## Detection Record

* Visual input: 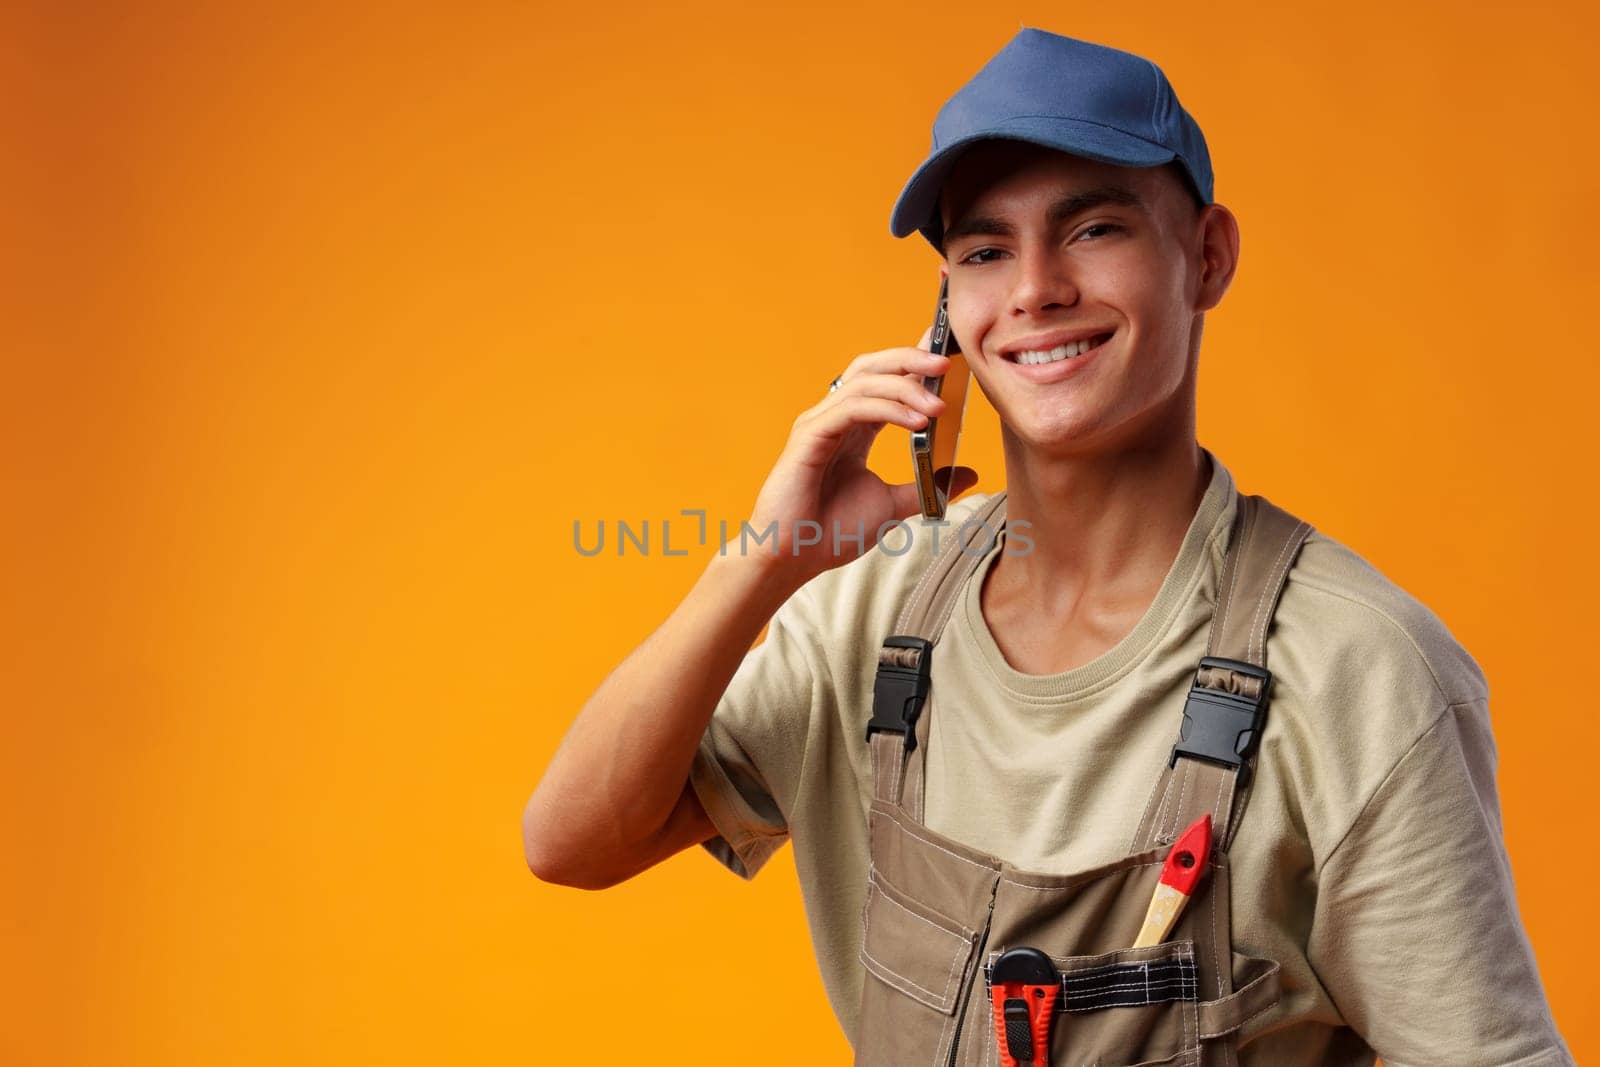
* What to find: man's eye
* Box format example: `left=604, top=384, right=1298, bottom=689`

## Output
left=1078, top=223, right=1124, bottom=240
left=959, top=248, right=1005, bottom=265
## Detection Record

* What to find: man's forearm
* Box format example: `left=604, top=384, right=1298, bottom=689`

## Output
left=522, top=548, right=803, bottom=886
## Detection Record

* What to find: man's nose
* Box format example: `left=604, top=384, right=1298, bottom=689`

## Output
left=1008, top=244, right=1079, bottom=316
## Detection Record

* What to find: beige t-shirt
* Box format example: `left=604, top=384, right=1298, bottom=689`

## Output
left=688, top=448, right=1570, bottom=1066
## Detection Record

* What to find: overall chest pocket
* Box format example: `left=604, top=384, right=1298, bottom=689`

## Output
left=960, top=858, right=1283, bottom=1067
left=1004, top=941, right=1203, bottom=1067
left=856, top=869, right=986, bottom=1066
left=976, top=940, right=1283, bottom=1067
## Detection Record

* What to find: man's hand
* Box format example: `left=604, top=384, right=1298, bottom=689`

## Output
left=743, top=326, right=979, bottom=587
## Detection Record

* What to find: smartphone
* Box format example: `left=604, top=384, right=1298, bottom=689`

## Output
left=911, top=276, right=972, bottom=520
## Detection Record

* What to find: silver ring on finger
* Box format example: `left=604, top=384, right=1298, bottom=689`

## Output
left=828, top=374, right=845, bottom=395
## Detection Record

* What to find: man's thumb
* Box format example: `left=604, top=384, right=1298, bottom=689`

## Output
left=888, top=467, right=982, bottom=520
left=939, top=466, right=981, bottom=500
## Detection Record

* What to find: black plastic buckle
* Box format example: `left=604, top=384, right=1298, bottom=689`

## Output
left=1169, top=656, right=1273, bottom=784
left=866, top=636, right=933, bottom=753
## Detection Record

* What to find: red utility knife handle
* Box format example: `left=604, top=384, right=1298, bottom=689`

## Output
left=989, top=980, right=1058, bottom=1066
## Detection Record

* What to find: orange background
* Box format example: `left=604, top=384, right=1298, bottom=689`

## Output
left=4, top=2, right=1595, bottom=1063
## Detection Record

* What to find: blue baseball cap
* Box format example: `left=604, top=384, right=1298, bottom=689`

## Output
left=890, top=28, right=1214, bottom=250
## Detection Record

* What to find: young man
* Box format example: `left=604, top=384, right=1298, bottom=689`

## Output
left=524, top=28, right=1570, bottom=1065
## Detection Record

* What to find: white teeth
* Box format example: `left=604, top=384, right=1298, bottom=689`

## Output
left=1013, top=336, right=1105, bottom=365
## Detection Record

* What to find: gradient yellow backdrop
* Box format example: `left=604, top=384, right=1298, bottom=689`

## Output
left=5, top=2, right=1595, bottom=1063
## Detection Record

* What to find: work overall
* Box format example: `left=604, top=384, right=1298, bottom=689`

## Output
left=855, top=490, right=1312, bottom=1066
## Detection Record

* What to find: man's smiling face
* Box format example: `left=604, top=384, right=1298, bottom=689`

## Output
left=937, top=140, right=1235, bottom=458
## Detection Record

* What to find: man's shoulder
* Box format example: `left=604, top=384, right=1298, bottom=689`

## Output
left=1275, top=525, right=1488, bottom=712
left=790, top=492, right=1002, bottom=651
left=1252, top=520, right=1495, bottom=857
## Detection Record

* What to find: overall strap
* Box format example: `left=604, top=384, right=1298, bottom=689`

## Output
left=867, top=493, right=1009, bottom=814
left=1131, top=493, right=1313, bottom=854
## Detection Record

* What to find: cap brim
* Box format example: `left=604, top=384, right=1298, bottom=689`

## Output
left=890, top=116, right=1177, bottom=247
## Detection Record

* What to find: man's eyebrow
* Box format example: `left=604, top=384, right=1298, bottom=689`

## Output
left=942, top=185, right=1147, bottom=248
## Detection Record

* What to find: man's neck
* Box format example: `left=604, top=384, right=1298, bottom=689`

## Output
left=982, top=436, right=1212, bottom=660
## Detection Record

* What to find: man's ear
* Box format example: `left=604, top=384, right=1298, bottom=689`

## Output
left=1194, top=203, right=1240, bottom=313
